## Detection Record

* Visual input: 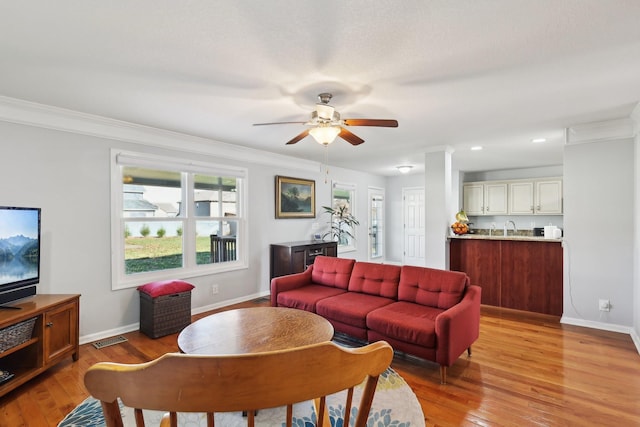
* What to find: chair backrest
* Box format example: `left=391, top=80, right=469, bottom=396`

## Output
left=84, top=340, right=393, bottom=427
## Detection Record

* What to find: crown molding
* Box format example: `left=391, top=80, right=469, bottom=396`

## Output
left=0, top=95, right=321, bottom=172
left=565, top=114, right=638, bottom=146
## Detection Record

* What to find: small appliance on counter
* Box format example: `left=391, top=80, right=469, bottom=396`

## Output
left=533, top=226, right=562, bottom=238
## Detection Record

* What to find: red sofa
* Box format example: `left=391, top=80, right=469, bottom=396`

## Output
left=270, top=256, right=481, bottom=383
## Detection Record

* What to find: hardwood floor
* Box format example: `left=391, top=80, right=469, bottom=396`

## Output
left=1, top=299, right=639, bottom=426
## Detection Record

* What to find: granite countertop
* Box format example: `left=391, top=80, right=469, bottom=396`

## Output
left=448, top=233, right=562, bottom=242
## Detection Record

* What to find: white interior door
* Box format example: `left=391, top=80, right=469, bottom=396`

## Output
left=368, top=187, right=384, bottom=261
left=403, top=187, right=425, bottom=266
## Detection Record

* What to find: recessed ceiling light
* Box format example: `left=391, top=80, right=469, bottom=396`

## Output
left=470, top=146, right=483, bottom=151
left=531, top=138, right=547, bottom=143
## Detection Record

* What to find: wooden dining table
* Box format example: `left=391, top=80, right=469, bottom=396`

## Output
left=177, top=306, right=334, bottom=355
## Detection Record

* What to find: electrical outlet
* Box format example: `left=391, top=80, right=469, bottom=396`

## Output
left=212, top=284, right=219, bottom=295
left=599, top=299, right=610, bottom=312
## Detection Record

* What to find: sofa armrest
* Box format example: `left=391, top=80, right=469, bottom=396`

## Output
left=269, top=266, right=313, bottom=307
left=434, top=285, right=482, bottom=366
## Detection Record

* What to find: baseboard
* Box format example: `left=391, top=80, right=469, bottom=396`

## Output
left=631, top=328, right=640, bottom=355
left=79, top=291, right=271, bottom=345
left=560, top=316, right=631, bottom=334
left=80, top=323, right=139, bottom=345
left=561, top=316, right=640, bottom=356
left=191, top=291, right=270, bottom=316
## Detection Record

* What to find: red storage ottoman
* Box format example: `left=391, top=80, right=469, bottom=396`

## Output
left=137, top=280, right=195, bottom=338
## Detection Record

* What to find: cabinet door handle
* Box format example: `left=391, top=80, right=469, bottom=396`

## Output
left=46, top=322, right=54, bottom=327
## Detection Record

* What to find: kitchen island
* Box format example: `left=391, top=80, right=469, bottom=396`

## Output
left=449, top=234, right=563, bottom=316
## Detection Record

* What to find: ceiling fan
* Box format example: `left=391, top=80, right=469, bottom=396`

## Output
left=253, top=93, right=398, bottom=146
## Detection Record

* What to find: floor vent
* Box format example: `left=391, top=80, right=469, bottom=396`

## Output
left=92, top=336, right=128, bottom=349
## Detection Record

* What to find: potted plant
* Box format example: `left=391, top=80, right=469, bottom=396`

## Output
left=321, top=205, right=360, bottom=245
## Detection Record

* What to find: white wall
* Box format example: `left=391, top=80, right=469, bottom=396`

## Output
left=563, top=137, right=635, bottom=329
left=0, top=117, right=381, bottom=342
left=635, top=129, right=640, bottom=347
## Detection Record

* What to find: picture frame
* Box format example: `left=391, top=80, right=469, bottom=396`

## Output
left=275, top=176, right=316, bottom=219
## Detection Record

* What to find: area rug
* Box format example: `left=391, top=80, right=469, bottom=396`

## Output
left=58, top=367, right=424, bottom=426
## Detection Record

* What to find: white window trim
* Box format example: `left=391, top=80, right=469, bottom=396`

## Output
left=110, top=149, right=248, bottom=290
left=331, top=181, right=357, bottom=254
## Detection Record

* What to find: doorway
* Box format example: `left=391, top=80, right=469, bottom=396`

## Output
left=368, top=187, right=384, bottom=261
left=402, top=187, right=425, bottom=266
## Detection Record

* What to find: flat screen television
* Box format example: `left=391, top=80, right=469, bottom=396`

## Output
left=0, top=206, right=41, bottom=309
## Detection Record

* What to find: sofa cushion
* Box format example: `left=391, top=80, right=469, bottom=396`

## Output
left=310, top=256, right=356, bottom=289
left=276, top=284, right=346, bottom=312
left=366, top=301, right=443, bottom=348
left=316, top=292, right=393, bottom=329
left=347, top=262, right=400, bottom=299
left=398, top=266, right=468, bottom=309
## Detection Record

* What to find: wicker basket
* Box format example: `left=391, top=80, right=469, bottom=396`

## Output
left=0, top=317, right=37, bottom=353
left=139, top=291, right=192, bottom=339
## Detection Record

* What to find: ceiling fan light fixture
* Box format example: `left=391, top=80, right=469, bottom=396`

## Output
left=396, top=165, right=413, bottom=174
left=316, top=103, right=335, bottom=121
left=309, top=126, right=341, bottom=145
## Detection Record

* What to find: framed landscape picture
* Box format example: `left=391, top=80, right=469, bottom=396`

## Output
left=275, top=176, right=315, bottom=218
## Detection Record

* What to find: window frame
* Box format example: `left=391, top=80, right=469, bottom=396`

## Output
left=331, top=181, right=357, bottom=253
left=110, top=150, right=248, bottom=290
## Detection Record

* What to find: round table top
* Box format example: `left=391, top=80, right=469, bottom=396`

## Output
left=177, top=307, right=334, bottom=355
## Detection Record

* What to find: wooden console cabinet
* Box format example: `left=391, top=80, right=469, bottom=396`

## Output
left=0, top=294, right=80, bottom=397
left=270, top=241, right=338, bottom=279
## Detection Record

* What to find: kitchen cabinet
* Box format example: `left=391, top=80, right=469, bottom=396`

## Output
left=0, top=294, right=80, bottom=398
left=449, top=238, right=562, bottom=315
left=509, top=181, right=535, bottom=214
left=509, top=178, right=562, bottom=215
left=500, top=240, right=563, bottom=315
left=270, top=241, right=337, bottom=279
left=463, top=182, right=508, bottom=215
left=536, top=179, right=563, bottom=214
left=449, top=239, right=501, bottom=306
left=462, top=183, right=484, bottom=215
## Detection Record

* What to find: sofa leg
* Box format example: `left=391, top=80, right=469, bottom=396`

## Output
left=467, top=346, right=472, bottom=357
left=439, top=365, right=447, bottom=384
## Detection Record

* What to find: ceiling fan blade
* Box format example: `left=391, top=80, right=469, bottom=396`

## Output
left=343, top=119, right=398, bottom=128
left=286, top=129, right=310, bottom=145
left=338, top=128, right=365, bottom=146
left=253, top=121, right=307, bottom=126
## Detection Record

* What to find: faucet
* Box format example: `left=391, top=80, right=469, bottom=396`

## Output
left=489, top=223, right=496, bottom=236
left=504, top=220, right=517, bottom=236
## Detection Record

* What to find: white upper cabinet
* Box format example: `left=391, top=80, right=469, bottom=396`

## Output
left=463, top=183, right=484, bottom=215
left=535, top=179, right=563, bottom=214
left=465, top=177, right=563, bottom=216
left=463, top=182, right=508, bottom=215
left=509, top=181, right=535, bottom=214
left=484, top=183, right=508, bottom=215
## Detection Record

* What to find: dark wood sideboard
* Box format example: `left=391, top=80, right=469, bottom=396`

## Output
left=270, top=241, right=338, bottom=280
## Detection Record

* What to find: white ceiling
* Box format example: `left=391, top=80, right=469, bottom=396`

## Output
left=2, top=1, right=640, bottom=175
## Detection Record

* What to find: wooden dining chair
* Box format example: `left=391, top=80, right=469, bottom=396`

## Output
left=83, top=340, right=393, bottom=427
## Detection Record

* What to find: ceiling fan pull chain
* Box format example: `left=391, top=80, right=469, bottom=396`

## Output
left=324, top=145, right=330, bottom=184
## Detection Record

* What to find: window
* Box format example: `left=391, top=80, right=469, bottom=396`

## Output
left=331, top=182, right=357, bottom=252
left=112, top=151, right=247, bottom=289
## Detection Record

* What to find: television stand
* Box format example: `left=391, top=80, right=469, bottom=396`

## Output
left=0, top=294, right=80, bottom=398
